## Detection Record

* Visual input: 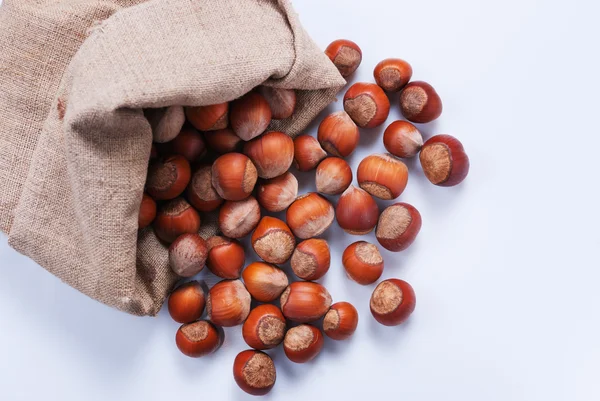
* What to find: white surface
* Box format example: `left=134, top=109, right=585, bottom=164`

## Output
left=1, top=0, right=600, bottom=400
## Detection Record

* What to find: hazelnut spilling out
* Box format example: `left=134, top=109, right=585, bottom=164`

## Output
left=169, top=233, right=208, bottom=277
left=218, top=196, right=261, bottom=239
left=293, top=134, right=327, bottom=172
left=243, top=131, right=294, bottom=179
left=186, top=165, right=223, bottom=212
left=233, top=350, right=276, bottom=396
left=206, top=279, right=251, bottom=327
left=258, top=86, right=296, bottom=119
left=317, top=111, right=359, bottom=157
left=146, top=105, right=186, bottom=143
left=204, top=128, right=243, bottom=154
left=185, top=102, right=229, bottom=131
left=176, top=320, right=224, bottom=358
left=168, top=281, right=206, bottom=324
left=315, top=157, right=353, bottom=195
left=257, top=172, right=298, bottom=212
left=400, top=81, right=443, bottom=123
left=211, top=153, right=257, bottom=201
left=251, top=216, right=296, bottom=264
left=146, top=155, right=191, bottom=200
left=373, top=58, right=413, bottom=92
left=280, top=281, right=332, bottom=323
left=286, top=192, right=335, bottom=239
left=242, top=304, right=286, bottom=350
left=241, top=262, right=289, bottom=303
left=342, top=241, right=384, bottom=285
left=383, top=120, right=423, bottom=158
left=343, top=82, right=390, bottom=128
left=153, top=197, right=201, bottom=243
left=283, top=324, right=324, bottom=363
left=370, top=279, right=416, bottom=326
left=138, top=193, right=157, bottom=229
left=376, top=202, right=422, bottom=252
left=357, top=153, right=409, bottom=200
left=323, top=302, right=359, bottom=340
left=168, top=126, right=206, bottom=163
left=290, top=238, right=330, bottom=281
left=336, top=186, right=379, bottom=235
left=324, top=39, right=362, bottom=78
left=206, top=236, right=245, bottom=279
left=230, top=92, right=272, bottom=141
left=419, top=134, right=470, bottom=186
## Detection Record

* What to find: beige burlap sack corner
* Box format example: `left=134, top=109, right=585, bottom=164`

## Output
left=0, top=0, right=345, bottom=316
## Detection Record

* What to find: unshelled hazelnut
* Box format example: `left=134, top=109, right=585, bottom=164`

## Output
left=376, top=202, right=422, bottom=252
left=154, top=198, right=201, bottom=243
left=242, top=262, right=289, bottom=303
left=138, top=193, right=157, bottom=229
left=283, top=325, right=324, bottom=363
left=168, top=281, right=205, bottom=323
left=206, top=279, right=251, bottom=327
left=419, top=135, right=470, bottom=186
left=218, top=196, right=261, bottom=238
left=370, top=279, right=416, bottom=326
left=204, top=128, right=243, bottom=154
left=256, top=172, right=298, bottom=212
left=343, top=82, right=390, bottom=128
left=233, top=350, right=276, bottom=396
left=251, top=216, right=295, bottom=264
left=230, top=92, right=272, bottom=141
left=206, top=236, right=245, bottom=279
left=293, top=134, right=327, bottom=172
left=243, top=131, right=294, bottom=179
left=324, top=39, right=362, bottom=78
left=186, top=165, right=223, bottom=212
left=146, top=155, right=191, bottom=200
left=342, top=241, right=384, bottom=285
left=242, top=304, right=286, bottom=350
left=169, top=233, right=208, bottom=277
left=383, top=120, right=423, bottom=158
left=211, top=153, right=257, bottom=201
left=280, top=281, right=332, bottom=323
left=323, top=302, right=359, bottom=340
left=400, top=81, right=443, bottom=123
left=317, top=111, right=359, bottom=157
left=185, top=102, right=229, bottom=131
left=146, top=105, right=185, bottom=143
left=336, top=186, right=379, bottom=235
left=258, top=86, right=296, bottom=119
left=357, top=154, right=408, bottom=200
left=286, top=193, right=335, bottom=239
left=315, top=157, right=352, bottom=195
left=290, top=238, right=330, bottom=281
left=168, top=126, right=206, bottom=162
left=373, top=58, right=413, bottom=92
left=176, top=320, right=224, bottom=358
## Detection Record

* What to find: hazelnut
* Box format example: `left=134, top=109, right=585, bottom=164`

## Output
left=185, top=102, right=229, bottom=131
left=373, top=58, right=413, bottom=92
left=375, top=202, right=422, bottom=252
left=323, top=302, right=359, bottom=340
left=258, top=86, right=296, bottom=119
left=400, top=81, right=443, bottom=123
left=242, top=304, right=286, bottom=350
left=168, top=281, right=205, bottom=323
left=242, top=262, right=289, bottom=303
left=243, top=131, right=294, bottom=179
left=342, top=241, right=384, bottom=285
left=218, top=196, right=261, bottom=238
left=230, top=92, right=272, bottom=141
left=324, top=39, right=362, bottom=78
left=370, top=279, right=416, bottom=326
left=186, top=165, right=223, bottom=212
left=290, top=238, right=330, bottom=281
left=293, top=134, right=327, bottom=172
left=343, top=82, right=390, bottom=128
left=206, top=236, right=245, bottom=279
left=251, top=216, right=295, bottom=264
left=138, top=193, right=157, bottom=229
left=206, top=279, right=251, bottom=327
left=280, top=281, right=332, bottom=323
left=283, top=325, right=324, bottom=363
left=204, top=128, right=243, bottom=154
left=150, top=144, right=158, bottom=160
left=317, top=111, right=359, bottom=157
left=233, top=350, right=276, bottom=396
left=211, top=153, right=257, bottom=201
left=146, top=155, right=191, bottom=200
left=168, top=126, right=206, bottom=162
left=256, top=172, right=298, bottom=212
left=286, top=193, right=335, bottom=239
left=169, top=233, right=208, bottom=277
left=315, top=157, right=352, bottom=195
left=357, top=154, right=409, bottom=200
left=336, top=186, right=379, bottom=235
left=176, top=320, right=224, bottom=357
left=419, top=135, right=470, bottom=186
left=383, top=120, right=423, bottom=158
left=145, top=105, right=185, bottom=143
left=154, top=198, right=201, bottom=243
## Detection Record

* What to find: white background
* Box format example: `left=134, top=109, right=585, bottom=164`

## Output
left=1, top=0, right=600, bottom=400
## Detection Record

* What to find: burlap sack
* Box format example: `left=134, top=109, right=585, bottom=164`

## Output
left=0, top=0, right=345, bottom=316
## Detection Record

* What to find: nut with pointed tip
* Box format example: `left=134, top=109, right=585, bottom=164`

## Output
left=256, top=172, right=298, bottom=212
left=169, top=233, right=208, bottom=277
left=138, top=193, right=157, bottom=229
left=242, top=262, right=289, bottom=303
left=233, top=350, right=276, bottom=396
left=176, top=320, right=224, bottom=358
left=419, top=135, right=470, bottom=186
left=243, top=131, right=294, bottom=179
left=251, top=216, right=295, bottom=264
left=400, top=81, right=443, bottom=123
left=317, top=111, right=359, bottom=157
left=343, top=82, right=390, bottom=128
left=283, top=324, right=324, bottom=363
left=258, top=86, right=296, bottom=119
left=342, top=241, right=384, bottom=285
left=293, top=134, right=327, bottom=172
left=336, top=186, right=379, bottom=235
left=290, top=238, right=330, bottom=281
left=211, top=153, right=257, bottom=201
left=383, top=120, right=423, bottom=158
left=357, top=154, right=408, bottom=200
left=185, top=102, right=229, bottom=131
left=370, top=279, right=416, bottom=326
left=206, top=279, right=251, bottom=327
left=376, top=202, right=422, bottom=252
left=186, top=165, right=223, bottom=212
left=206, top=236, right=245, bottom=279
left=280, top=281, right=332, bottom=323
left=286, top=193, right=335, bottom=239
left=204, top=128, right=243, bottom=154
left=324, top=39, right=362, bottom=78
left=218, top=196, right=261, bottom=239
left=242, top=304, right=286, bottom=350
left=154, top=198, right=201, bottom=243
left=374, top=58, right=413, bottom=92
left=323, top=302, right=359, bottom=340
left=168, top=281, right=206, bottom=323
left=146, top=155, right=191, bottom=200
left=230, top=92, right=272, bottom=141
left=315, top=157, right=352, bottom=195
left=146, top=105, right=186, bottom=143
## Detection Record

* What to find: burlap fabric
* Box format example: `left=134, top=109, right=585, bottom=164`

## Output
left=0, top=0, right=345, bottom=316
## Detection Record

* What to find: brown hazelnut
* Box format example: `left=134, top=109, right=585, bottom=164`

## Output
left=218, top=196, right=261, bottom=238
left=315, top=157, right=353, bottom=195
left=343, top=82, right=390, bottom=128
left=168, top=126, right=206, bottom=162
left=375, top=202, right=422, bottom=252
left=243, top=131, right=294, bottom=179
left=400, top=81, right=443, bottom=123
left=185, top=102, right=229, bottom=131
left=206, top=279, right=251, bottom=327
left=293, top=134, right=327, bottom=172
left=370, top=279, right=416, bottom=326
left=342, top=241, right=384, bottom=285
left=251, top=216, right=295, bottom=264
left=204, top=128, right=243, bottom=154
left=169, top=233, right=208, bottom=277
left=373, top=58, right=413, bottom=92
left=256, top=172, right=298, bottom=212
left=324, top=39, right=362, bottom=78
left=146, top=155, right=191, bottom=200
left=290, top=238, right=330, bottom=281
left=138, top=193, right=157, bottom=229
left=211, top=153, right=257, bottom=201
left=280, top=281, right=332, bottom=323
left=317, top=111, right=359, bottom=157
left=336, top=186, right=379, bottom=235
left=176, top=320, right=223, bottom=357
left=168, top=281, right=205, bottom=323
left=206, top=236, right=245, bottom=279
left=258, top=86, right=296, bottom=119
left=146, top=105, right=185, bottom=143
left=323, top=302, right=359, bottom=340
left=357, top=153, right=409, bottom=200
left=154, top=198, right=201, bottom=243
left=286, top=193, right=335, bottom=239
left=241, top=262, right=289, bottom=303
left=283, top=325, right=324, bottom=363
left=419, top=135, right=470, bottom=186
left=383, top=120, right=423, bottom=158
left=230, top=92, right=272, bottom=141
left=186, top=165, right=223, bottom=212
left=242, top=304, right=286, bottom=350
left=233, top=350, right=276, bottom=396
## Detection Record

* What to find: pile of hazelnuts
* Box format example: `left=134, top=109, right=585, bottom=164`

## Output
left=137, top=38, right=470, bottom=396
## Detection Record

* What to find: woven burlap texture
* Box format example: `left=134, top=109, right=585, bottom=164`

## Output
left=0, top=0, right=345, bottom=316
